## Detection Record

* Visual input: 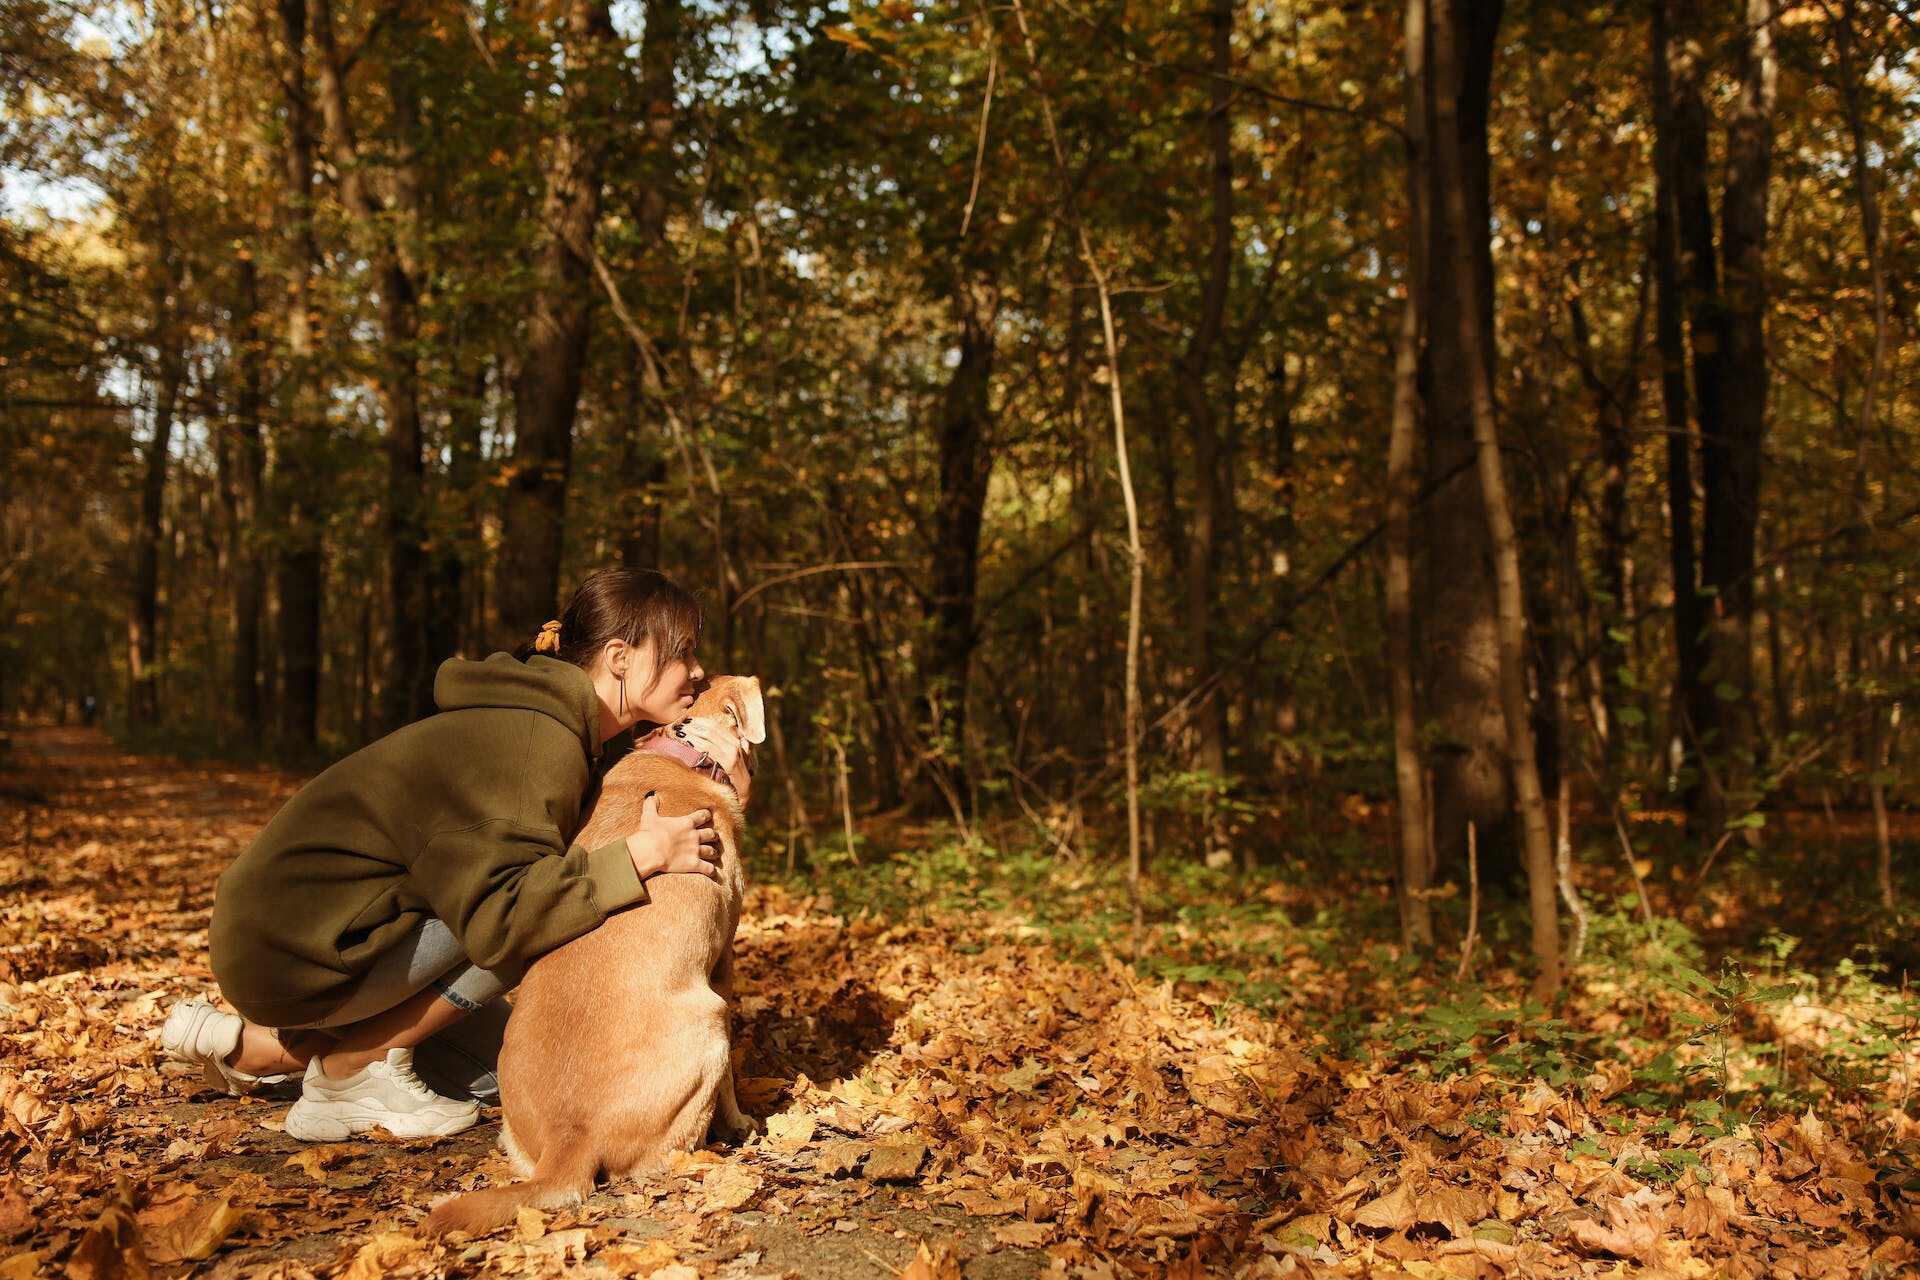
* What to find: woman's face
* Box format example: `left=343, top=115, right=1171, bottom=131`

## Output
left=635, top=647, right=704, bottom=725
left=595, top=639, right=705, bottom=740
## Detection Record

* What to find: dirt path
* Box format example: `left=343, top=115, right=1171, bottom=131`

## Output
left=3, top=728, right=1916, bottom=1278
left=0, top=730, right=1054, bottom=1278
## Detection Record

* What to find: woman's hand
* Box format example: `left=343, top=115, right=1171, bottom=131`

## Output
left=625, top=793, right=722, bottom=881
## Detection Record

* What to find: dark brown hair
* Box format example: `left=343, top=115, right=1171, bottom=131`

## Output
left=514, top=569, right=703, bottom=680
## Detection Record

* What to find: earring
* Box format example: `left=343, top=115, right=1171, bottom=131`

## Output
left=618, top=665, right=629, bottom=721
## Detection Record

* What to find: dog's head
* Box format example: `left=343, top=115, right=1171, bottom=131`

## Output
left=692, top=674, right=766, bottom=747
left=685, top=675, right=765, bottom=801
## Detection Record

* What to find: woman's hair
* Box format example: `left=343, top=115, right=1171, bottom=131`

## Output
left=514, top=569, right=702, bottom=683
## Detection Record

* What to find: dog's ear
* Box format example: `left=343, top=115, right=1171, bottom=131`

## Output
left=734, top=677, right=767, bottom=745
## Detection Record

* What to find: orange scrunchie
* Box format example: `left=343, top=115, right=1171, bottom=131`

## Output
left=534, top=620, right=563, bottom=654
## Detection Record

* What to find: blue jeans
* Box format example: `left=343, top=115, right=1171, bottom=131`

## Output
left=287, top=918, right=510, bottom=1102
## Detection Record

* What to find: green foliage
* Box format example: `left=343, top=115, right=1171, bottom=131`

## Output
left=1381, top=996, right=1579, bottom=1085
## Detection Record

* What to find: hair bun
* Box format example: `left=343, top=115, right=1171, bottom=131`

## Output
left=534, top=619, right=563, bottom=654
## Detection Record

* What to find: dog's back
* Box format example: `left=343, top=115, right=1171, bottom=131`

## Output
left=425, top=678, right=762, bottom=1236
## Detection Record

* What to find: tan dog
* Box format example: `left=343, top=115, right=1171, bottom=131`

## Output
left=425, top=676, right=765, bottom=1236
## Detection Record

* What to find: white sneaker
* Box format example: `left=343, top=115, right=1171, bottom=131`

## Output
left=159, top=998, right=296, bottom=1096
left=284, top=1048, right=480, bottom=1141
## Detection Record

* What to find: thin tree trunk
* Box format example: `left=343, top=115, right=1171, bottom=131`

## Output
left=1566, top=275, right=1643, bottom=758
left=1668, top=0, right=1730, bottom=821
left=1390, top=0, right=1434, bottom=953
left=224, top=254, right=267, bottom=727
left=310, top=0, right=430, bottom=727
left=618, top=359, right=667, bottom=569
left=130, top=265, right=183, bottom=728
left=1177, top=0, right=1235, bottom=782
left=1698, top=0, right=1777, bottom=826
left=924, top=295, right=996, bottom=811
left=271, top=0, right=326, bottom=749
left=615, top=0, right=682, bottom=574
left=1012, top=0, right=1146, bottom=926
left=1650, top=0, right=1709, bottom=801
left=1835, top=0, right=1894, bottom=908
left=496, top=0, right=620, bottom=646
left=1267, top=349, right=1299, bottom=750
left=1430, top=0, right=1561, bottom=994
left=427, top=349, right=489, bottom=664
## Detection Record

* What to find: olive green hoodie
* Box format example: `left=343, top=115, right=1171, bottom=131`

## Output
left=210, top=653, right=647, bottom=1027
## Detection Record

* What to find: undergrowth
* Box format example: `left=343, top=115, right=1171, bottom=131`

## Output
left=754, top=819, right=1920, bottom=1143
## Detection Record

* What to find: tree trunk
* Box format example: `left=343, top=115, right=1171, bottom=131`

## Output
left=923, top=294, right=996, bottom=807
left=1699, top=0, right=1776, bottom=826
left=613, top=0, right=681, bottom=574
left=310, top=0, right=430, bottom=728
left=1565, top=278, right=1641, bottom=757
left=1176, top=0, right=1235, bottom=781
left=1666, top=0, right=1729, bottom=817
left=1834, top=0, right=1893, bottom=907
left=496, top=0, right=620, bottom=647
left=227, top=254, right=267, bottom=727
left=1265, top=347, right=1299, bottom=755
left=429, top=354, right=489, bottom=664
left=271, top=0, right=326, bottom=749
left=1430, top=0, right=1561, bottom=994
left=1391, top=0, right=1435, bottom=952
left=1649, top=0, right=1709, bottom=800
left=618, top=359, right=667, bottom=570
left=1420, top=0, right=1509, bottom=882
left=130, top=265, right=183, bottom=728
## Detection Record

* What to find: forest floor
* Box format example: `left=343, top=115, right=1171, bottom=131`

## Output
left=2, top=725, right=1918, bottom=1278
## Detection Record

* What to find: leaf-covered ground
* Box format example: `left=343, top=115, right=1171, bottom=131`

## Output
left=3, top=726, right=1918, bottom=1277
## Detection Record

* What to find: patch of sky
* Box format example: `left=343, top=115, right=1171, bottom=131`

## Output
left=2, top=170, right=108, bottom=223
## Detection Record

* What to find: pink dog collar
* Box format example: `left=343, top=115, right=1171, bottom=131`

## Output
left=635, top=727, right=735, bottom=793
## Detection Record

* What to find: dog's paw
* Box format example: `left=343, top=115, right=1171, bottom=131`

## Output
left=710, top=1111, right=761, bottom=1145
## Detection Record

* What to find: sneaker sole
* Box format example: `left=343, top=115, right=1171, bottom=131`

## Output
left=285, top=1097, right=479, bottom=1142
left=162, top=1001, right=295, bottom=1097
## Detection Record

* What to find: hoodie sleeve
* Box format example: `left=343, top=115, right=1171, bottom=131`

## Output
left=410, top=820, right=647, bottom=985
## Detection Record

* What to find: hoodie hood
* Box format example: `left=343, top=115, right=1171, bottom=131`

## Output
left=434, top=653, right=602, bottom=759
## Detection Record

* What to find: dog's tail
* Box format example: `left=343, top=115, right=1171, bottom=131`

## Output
left=423, top=1136, right=597, bottom=1238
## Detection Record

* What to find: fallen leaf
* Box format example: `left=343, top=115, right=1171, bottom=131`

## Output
left=142, top=1190, right=248, bottom=1263
left=864, top=1137, right=927, bottom=1183
left=1414, top=1184, right=1491, bottom=1238
left=702, top=1165, right=762, bottom=1212
left=598, top=1240, right=681, bottom=1276
left=514, top=1205, right=546, bottom=1241
left=816, top=1139, right=868, bottom=1176
left=0, top=1252, right=42, bottom=1280
left=1129, top=1196, right=1202, bottom=1239
left=1273, top=1212, right=1332, bottom=1249
left=897, top=1240, right=962, bottom=1280
left=527, top=1227, right=589, bottom=1261
left=65, top=1182, right=148, bottom=1280
left=766, top=1113, right=816, bottom=1150
left=283, top=1145, right=355, bottom=1183
left=1164, top=1242, right=1210, bottom=1280
left=991, top=1221, right=1052, bottom=1249
left=947, top=1189, right=1022, bottom=1217
left=1353, top=1181, right=1415, bottom=1232
left=337, top=1232, right=428, bottom=1280
left=0, top=1072, right=51, bottom=1129
left=996, top=1059, right=1047, bottom=1092
left=0, top=1178, right=31, bottom=1237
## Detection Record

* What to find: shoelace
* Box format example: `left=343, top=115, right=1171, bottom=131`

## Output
left=381, top=1050, right=438, bottom=1101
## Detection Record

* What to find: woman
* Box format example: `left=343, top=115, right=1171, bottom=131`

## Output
left=161, top=569, right=741, bottom=1141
